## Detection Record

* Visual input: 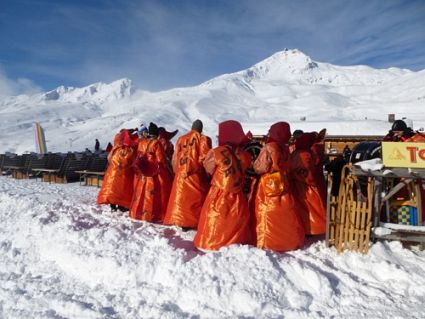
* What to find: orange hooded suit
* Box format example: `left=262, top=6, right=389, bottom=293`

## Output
left=97, top=129, right=137, bottom=209
left=253, top=122, right=305, bottom=252
left=290, top=132, right=327, bottom=235
left=194, top=120, right=252, bottom=251
left=164, top=128, right=212, bottom=228
left=129, top=137, right=173, bottom=223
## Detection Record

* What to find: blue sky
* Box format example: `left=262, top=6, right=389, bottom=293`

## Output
left=0, top=0, right=424, bottom=95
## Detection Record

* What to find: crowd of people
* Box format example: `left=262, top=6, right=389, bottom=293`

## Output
left=96, top=119, right=330, bottom=252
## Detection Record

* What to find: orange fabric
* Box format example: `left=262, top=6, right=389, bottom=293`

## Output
left=96, top=143, right=137, bottom=209
left=113, top=132, right=122, bottom=147
left=405, top=132, right=425, bottom=142
left=218, top=120, right=250, bottom=146
left=159, top=136, right=174, bottom=162
left=164, top=130, right=212, bottom=228
left=129, top=138, right=173, bottom=223
left=311, top=142, right=327, bottom=202
left=194, top=146, right=252, bottom=250
left=267, top=122, right=291, bottom=149
left=290, top=149, right=326, bottom=235
left=253, top=142, right=304, bottom=251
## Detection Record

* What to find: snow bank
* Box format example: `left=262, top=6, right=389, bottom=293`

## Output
left=1, top=176, right=425, bottom=318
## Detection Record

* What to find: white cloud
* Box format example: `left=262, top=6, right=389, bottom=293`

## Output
left=0, top=67, right=41, bottom=98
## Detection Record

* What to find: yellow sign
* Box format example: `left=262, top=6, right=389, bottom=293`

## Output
left=382, top=142, right=425, bottom=168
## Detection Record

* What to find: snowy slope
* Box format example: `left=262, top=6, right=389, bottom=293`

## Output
left=1, top=176, right=425, bottom=318
left=0, top=49, right=424, bottom=153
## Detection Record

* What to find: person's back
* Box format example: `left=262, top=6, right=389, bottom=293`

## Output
left=208, top=145, right=251, bottom=193
left=164, top=120, right=212, bottom=229
left=97, top=130, right=137, bottom=210
left=290, top=132, right=326, bottom=235
left=194, top=120, right=252, bottom=251
left=130, top=122, right=172, bottom=223
left=172, top=130, right=210, bottom=175
left=253, top=122, right=305, bottom=252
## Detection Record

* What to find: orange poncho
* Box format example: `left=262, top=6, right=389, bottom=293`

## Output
left=129, top=138, right=173, bottom=223
left=290, top=133, right=326, bottom=235
left=194, top=145, right=252, bottom=251
left=164, top=130, right=212, bottom=228
left=254, top=141, right=305, bottom=252
left=97, top=130, right=137, bottom=209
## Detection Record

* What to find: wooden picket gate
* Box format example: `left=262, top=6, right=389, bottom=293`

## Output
left=327, top=165, right=374, bottom=254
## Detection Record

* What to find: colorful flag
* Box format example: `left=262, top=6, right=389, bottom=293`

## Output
left=34, top=122, right=47, bottom=154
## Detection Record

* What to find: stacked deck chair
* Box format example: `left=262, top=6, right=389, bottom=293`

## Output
left=2, top=153, right=28, bottom=178
left=32, top=153, right=71, bottom=183
left=75, top=152, right=109, bottom=187
left=52, top=152, right=91, bottom=183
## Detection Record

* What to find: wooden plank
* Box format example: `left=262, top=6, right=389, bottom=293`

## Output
left=353, top=166, right=425, bottom=179
left=326, top=174, right=333, bottom=247
left=363, top=182, right=374, bottom=254
left=374, top=232, right=425, bottom=243
left=75, top=170, right=105, bottom=175
left=337, top=166, right=351, bottom=250
left=86, top=176, right=103, bottom=187
left=348, top=201, right=356, bottom=250
left=358, top=201, right=367, bottom=252
left=342, top=197, right=352, bottom=250
left=353, top=200, right=361, bottom=251
left=341, top=180, right=353, bottom=252
left=330, top=196, right=337, bottom=245
left=54, top=176, right=67, bottom=184
left=33, top=168, right=60, bottom=173
left=336, top=173, right=348, bottom=252
left=324, top=135, right=384, bottom=142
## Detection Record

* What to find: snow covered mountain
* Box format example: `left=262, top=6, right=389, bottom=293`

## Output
left=1, top=49, right=424, bottom=153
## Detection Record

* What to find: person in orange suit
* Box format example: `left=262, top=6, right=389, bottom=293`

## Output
left=253, top=122, right=305, bottom=251
left=158, top=126, right=178, bottom=172
left=164, top=120, right=212, bottom=230
left=129, top=122, right=173, bottom=223
left=97, top=129, right=138, bottom=211
left=289, top=129, right=304, bottom=154
left=310, top=129, right=328, bottom=202
left=383, top=120, right=415, bottom=142
left=290, top=132, right=326, bottom=235
left=194, top=120, right=252, bottom=251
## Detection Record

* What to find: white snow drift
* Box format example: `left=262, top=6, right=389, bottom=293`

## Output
left=1, top=176, right=425, bottom=318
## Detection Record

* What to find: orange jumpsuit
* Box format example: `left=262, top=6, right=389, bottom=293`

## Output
left=129, top=138, right=173, bottom=223
left=311, top=142, right=327, bottom=204
left=194, top=146, right=252, bottom=251
left=164, top=130, right=212, bottom=228
left=97, top=130, right=137, bottom=209
left=253, top=142, right=305, bottom=251
left=291, top=133, right=326, bottom=235
left=159, top=137, right=174, bottom=161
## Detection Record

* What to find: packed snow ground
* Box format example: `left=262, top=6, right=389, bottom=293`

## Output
left=1, top=176, right=425, bottom=318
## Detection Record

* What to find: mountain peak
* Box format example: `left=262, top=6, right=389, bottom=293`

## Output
left=40, top=78, right=135, bottom=103
left=245, top=49, right=318, bottom=80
